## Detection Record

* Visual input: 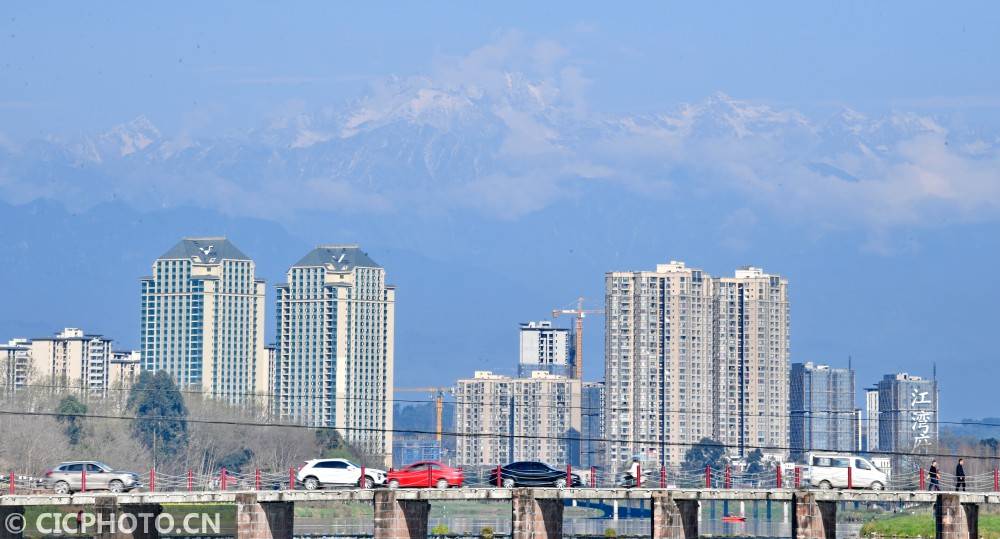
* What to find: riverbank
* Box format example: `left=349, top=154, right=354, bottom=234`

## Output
left=861, top=514, right=1000, bottom=538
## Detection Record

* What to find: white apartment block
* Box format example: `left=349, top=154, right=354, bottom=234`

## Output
left=0, top=339, right=32, bottom=391
left=110, top=350, right=141, bottom=389
left=713, top=267, right=790, bottom=457
left=275, top=245, right=395, bottom=466
left=604, top=261, right=790, bottom=470
left=30, top=328, right=114, bottom=395
left=454, top=370, right=582, bottom=467
left=140, top=237, right=267, bottom=406
left=518, top=321, right=571, bottom=378
left=605, top=261, right=715, bottom=469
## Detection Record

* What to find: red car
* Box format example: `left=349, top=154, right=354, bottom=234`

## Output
left=386, top=461, right=463, bottom=489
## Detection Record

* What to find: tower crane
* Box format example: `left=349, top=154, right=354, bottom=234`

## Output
left=394, top=387, right=450, bottom=443
left=552, top=296, right=604, bottom=381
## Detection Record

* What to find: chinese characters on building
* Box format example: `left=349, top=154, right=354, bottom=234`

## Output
left=911, top=388, right=933, bottom=452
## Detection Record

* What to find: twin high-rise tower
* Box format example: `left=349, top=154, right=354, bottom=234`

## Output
left=604, top=261, right=790, bottom=469
left=141, top=238, right=395, bottom=464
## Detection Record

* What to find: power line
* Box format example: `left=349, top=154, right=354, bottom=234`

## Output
left=0, top=408, right=994, bottom=464
left=2, top=382, right=969, bottom=431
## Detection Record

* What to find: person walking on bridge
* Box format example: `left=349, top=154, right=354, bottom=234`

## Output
left=956, top=459, right=967, bottom=491
left=929, top=460, right=941, bottom=491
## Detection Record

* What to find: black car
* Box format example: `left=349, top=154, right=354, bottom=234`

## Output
left=488, top=461, right=583, bottom=488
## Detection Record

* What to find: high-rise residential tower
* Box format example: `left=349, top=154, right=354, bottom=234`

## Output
left=713, top=267, right=790, bottom=458
left=790, top=362, right=856, bottom=457
left=605, top=261, right=715, bottom=468
left=274, top=245, right=395, bottom=465
left=140, top=237, right=267, bottom=406
left=864, top=388, right=880, bottom=452
left=876, top=373, right=938, bottom=469
left=518, top=321, right=571, bottom=378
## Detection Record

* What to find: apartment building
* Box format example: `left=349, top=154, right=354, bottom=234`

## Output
left=604, top=261, right=790, bottom=470
left=518, top=321, right=571, bottom=378
left=0, top=339, right=32, bottom=391
left=30, top=328, right=114, bottom=395
left=140, top=237, right=268, bottom=406
left=274, top=245, right=395, bottom=465
left=713, top=267, right=790, bottom=458
left=581, top=381, right=606, bottom=469
left=790, top=362, right=856, bottom=457
left=865, top=388, right=880, bottom=453
left=605, top=261, right=715, bottom=469
left=454, top=370, right=581, bottom=467
left=876, top=373, right=938, bottom=469
left=109, top=350, right=141, bottom=389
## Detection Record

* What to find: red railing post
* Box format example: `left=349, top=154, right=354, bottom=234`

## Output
left=776, top=466, right=783, bottom=489
left=8, top=472, right=14, bottom=495
left=994, top=469, right=999, bottom=492
left=221, top=468, right=228, bottom=491
left=566, top=464, right=572, bottom=488
left=149, top=469, right=155, bottom=493
left=705, top=465, right=712, bottom=488
left=496, top=465, right=502, bottom=488
left=794, top=466, right=801, bottom=488
left=636, top=464, right=641, bottom=488
left=289, top=467, right=296, bottom=490
left=919, top=468, right=926, bottom=490
left=725, top=465, right=731, bottom=489
left=660, top=466, right=667, bottom=489
left=81, top=468, right=87, bottom=493
left=187, top=469, right=193, bottom=492
left=590, top=466, right=596, bottom=488
left=360, top=465, right=366, bottom=488
left=255, top=469, right=261, bottom=491
left=427, top=465, right=433, bottom=488
left=847, top=466, right=853, bottom=489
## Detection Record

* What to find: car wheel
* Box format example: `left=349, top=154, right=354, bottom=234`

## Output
left=360, top=476, right=374, bottom=489
left=108, top=480, right=124, bottom=494
left=555, top=478, right=567, bottom=488
left=870, top=481, right=884, bottom=491
left=819, top=480, right=833, bottom=490
left=388, top=479, right=400, bottom=489
left=436, top=478, right=449, bottom=490
left=304, top=477, right=320, bottom=490
left=502, top=478, right=516, bottom=488
left=54, top=481, right=70, bottom=495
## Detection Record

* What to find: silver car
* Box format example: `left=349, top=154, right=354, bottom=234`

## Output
left=44, top=461, right=141, bottom=494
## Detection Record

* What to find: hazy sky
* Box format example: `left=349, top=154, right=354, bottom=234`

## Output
left=4, top=1, right=1000, bottom=136
left=2, top=1, right=1000, bottom=420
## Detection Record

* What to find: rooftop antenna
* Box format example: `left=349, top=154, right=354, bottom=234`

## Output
left=848, top=355, right=852, bottom=371
left=933, top=362, right=937, bottom=381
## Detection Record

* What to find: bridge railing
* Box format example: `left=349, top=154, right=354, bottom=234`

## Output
left=4, top=464, right=1000, bottom=495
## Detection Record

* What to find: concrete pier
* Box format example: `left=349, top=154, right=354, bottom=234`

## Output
left=234, top=493, right=293, bottom=539
left=373, top=490, right=431, bottom=539
left=792, top=492, right=836, bottom=539
left=936, top=493, right=979, bottom=539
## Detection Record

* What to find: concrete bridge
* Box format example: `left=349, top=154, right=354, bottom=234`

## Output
left=0, top=488, right=992, bottom=539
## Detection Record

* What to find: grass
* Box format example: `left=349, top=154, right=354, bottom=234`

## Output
left=861, top=514, right=1000, bottom=539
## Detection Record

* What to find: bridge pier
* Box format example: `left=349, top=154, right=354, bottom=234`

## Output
left=511, top=489, right=563, bottom=539
left=792, top=492, right=836, bottom=539
left=234, top=493, right=293, bottom=539
left=373, top=490, right=430, bottom=539
left=936, top=494, right=979, bottom=539
left=92, top=496, right=163, bottom=539
left=651, top=494, right=698, bottom=539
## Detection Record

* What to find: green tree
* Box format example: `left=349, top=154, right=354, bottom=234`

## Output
left=681, top=438, right=727, bottom=485
left=316, top=428, right=361, bottom=461
left=745, top=448, right=768, bottom=475
left=127, top=370, right=188, bottom=465
left=56, top=395, right=87, bottom=445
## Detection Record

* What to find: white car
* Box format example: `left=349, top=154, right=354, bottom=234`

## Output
left=802, top=453, right=887, bottom=490
left=296, top=459, right=387, bottom=489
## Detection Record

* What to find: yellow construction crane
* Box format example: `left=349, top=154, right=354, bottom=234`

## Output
left=394, top=387, right=449, bottom=442
left=552, top=296, right=604, bottom=380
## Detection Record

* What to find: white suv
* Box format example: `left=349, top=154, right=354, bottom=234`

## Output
left=802, top=453, right=887, bottom=490
left=296, top=459, right=386, bottom=489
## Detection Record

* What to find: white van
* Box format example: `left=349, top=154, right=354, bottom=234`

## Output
left=801, top=453, right=887, bottom=490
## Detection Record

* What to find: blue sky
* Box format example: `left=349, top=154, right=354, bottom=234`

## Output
left=2, top=1, right=999, bottom=420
